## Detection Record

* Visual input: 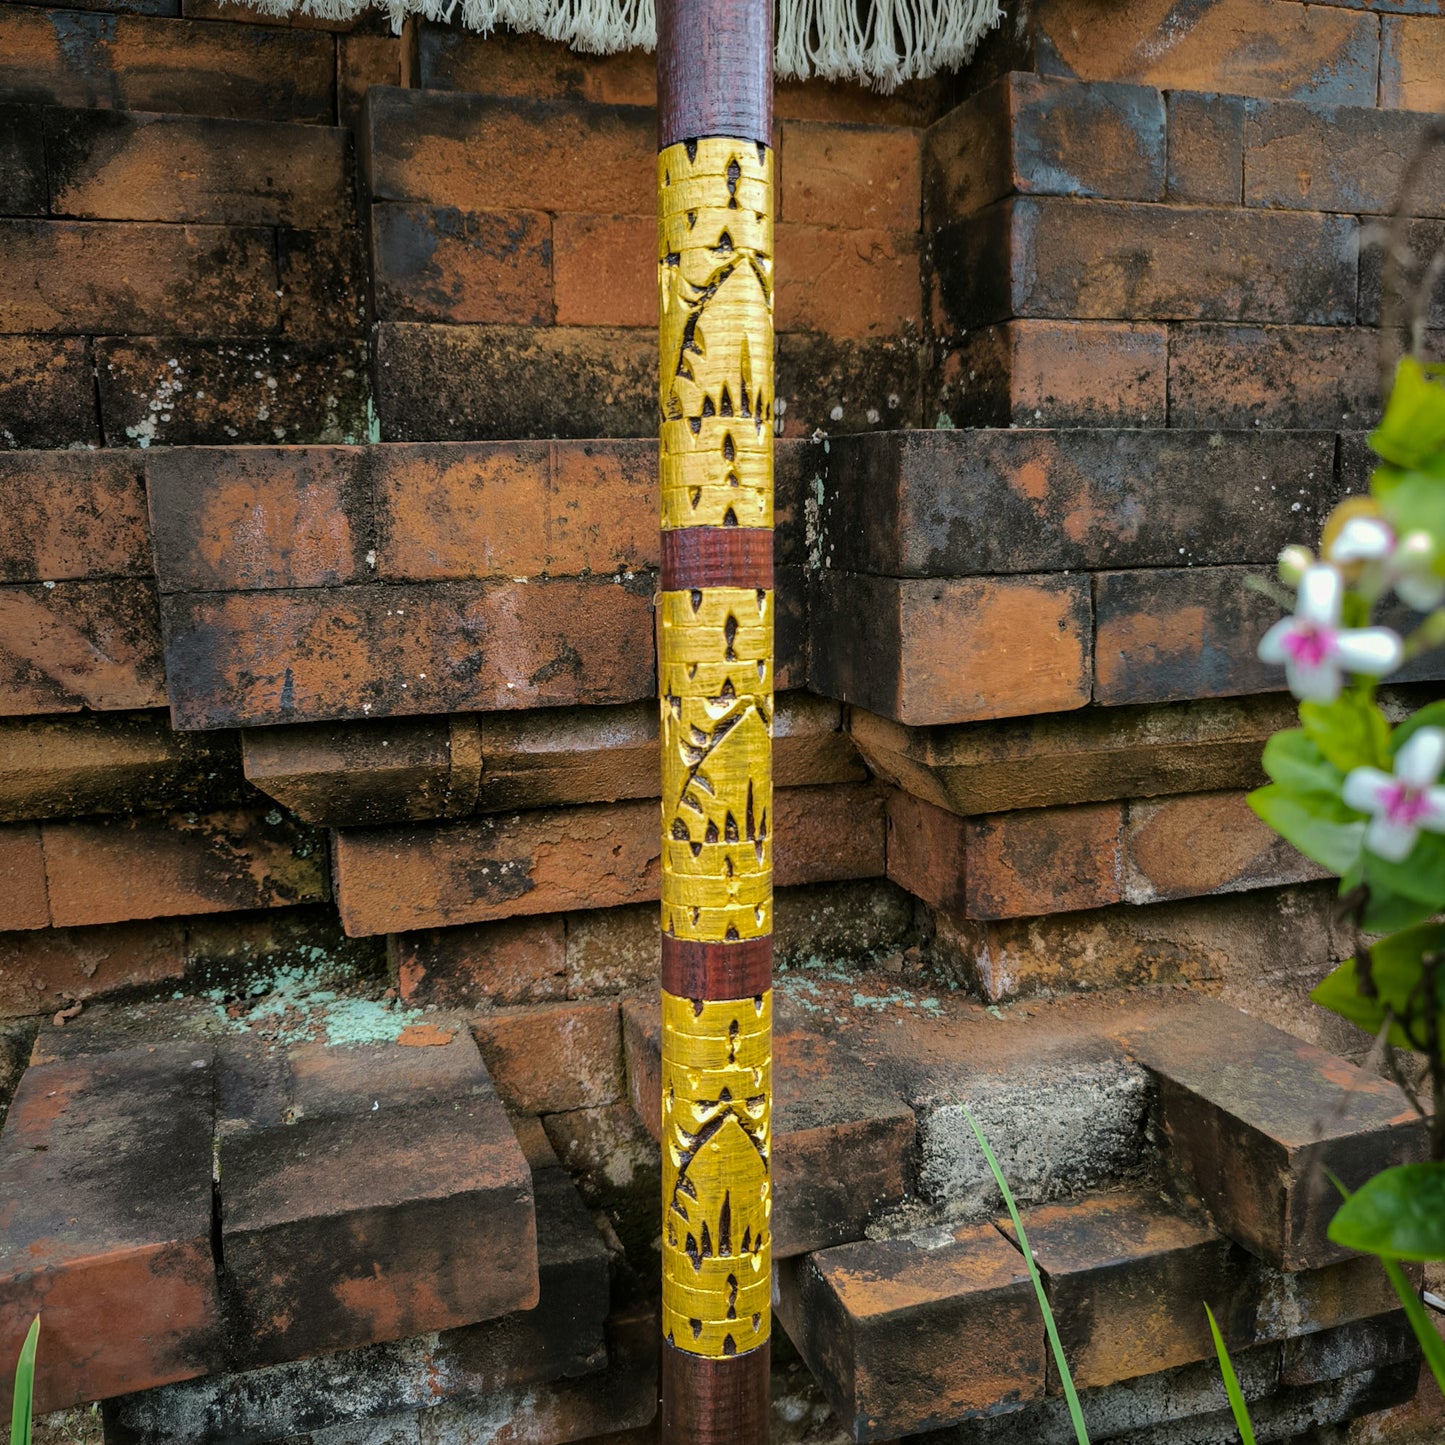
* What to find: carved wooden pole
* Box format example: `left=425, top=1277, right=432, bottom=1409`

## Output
left=656, top=1, right=774, bottom=1441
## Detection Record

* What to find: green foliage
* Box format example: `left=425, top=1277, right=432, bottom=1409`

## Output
left=961, top=1106, right=1090, bottom=1445
left=1370, top=356, right=1445, bottom=474
left=9, top=1317, right=37, bottom=1445
left=1311, top=924, right=1445, bottom=1051
left=1204, top=1304, right=1256, bottom=1445
left=1379, top=1256, right=1445, bottom=1397
left=1328, top=1162, right=1445, bottom=1260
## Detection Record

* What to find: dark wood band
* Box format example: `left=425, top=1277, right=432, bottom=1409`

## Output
left=661, top=1339, right=771, bottom=1445
left=656, top=0, right=773, bottom=149
left=662, top=935, right=772, bottom=1000
left=661, top=527, right=773, bottom=591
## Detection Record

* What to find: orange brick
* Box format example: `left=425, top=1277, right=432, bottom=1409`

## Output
left=42, top=810, right=328, bottom=928
left=1382, top=17, right=1445, bottom=113
left=392, top=916, right=567, bottom=1007
left=966, top=802, right=1123, bottom=920
left=0, top=824, right=48, bottom=931
left=0, top=580, right=165, bottom=716
left=0, top=336, right=99, bottom=449
left=339, top=31, right=403, bottom=124
left=371, top=204, right=553, bottom=325
left=776, top=225, right=921, bottom=339
left=552, top=214, right=653, bottom=328
left=1124, top=791, right=1329, bottom=904
left=0, top=920, right=187, bottom=1019
left=471, top=998, right=624, bottom=1113
left=779, top=121, right=921, bottom=231
left=0, top=452, right=148, bottom=583
left=546, top=440, right=658, bottom=576
left=885, top=788, right=967, bottom=914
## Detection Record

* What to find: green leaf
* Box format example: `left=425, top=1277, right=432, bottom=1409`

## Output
left=1380, top=471, right=1445, bottom=572
left=1329, top=1163, right=1445, bottom=1260
left=1380, top=1256, right=1445, bottom=1397
left=1299, top=694, right=1392, bottom=774
left=1205, top=1303, right=1257, bottom=1445
left=1392, top=700, right=1445, bottom=755
left=1249, top=785, right=1365, bottom=874
left=1310, top=922, right=1445, bottom=1052
left=1360, top=884, right=1441, bottom=935
left=1366, top=830, right=1445, bottom=907
left=10, top=1316, right=37, bottom=1445
left=962, top=1106, right=1090, bottom=1445
left=1312, top=959, right=1418, bottom=1050
left=1371, top=356, right=1445, bottom=472
left=1261, top=729, right=1349, bottom=803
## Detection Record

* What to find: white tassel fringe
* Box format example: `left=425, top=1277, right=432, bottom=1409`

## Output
left=235, top=0, right=1000, bottom=89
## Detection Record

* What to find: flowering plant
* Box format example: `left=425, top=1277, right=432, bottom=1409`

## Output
left=1251, top=356, right=1445, bottom=1263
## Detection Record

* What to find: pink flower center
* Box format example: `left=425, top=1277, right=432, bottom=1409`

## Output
left=1380, top=783, right=1430, bottom=828
left=1283, top=624, right=1334, bottom=668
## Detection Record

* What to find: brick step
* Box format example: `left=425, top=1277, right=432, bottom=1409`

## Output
left=621, top=995, right=914, bottom=1259
left=0, top=1004, right=542, bottom=1410
left=776, top=1188, right=1411, bottom=1441
left=102, top=1116, right=611, bottom=1445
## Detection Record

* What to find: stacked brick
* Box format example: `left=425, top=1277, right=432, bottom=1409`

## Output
left=2, top=0, right=1445, bottom=1440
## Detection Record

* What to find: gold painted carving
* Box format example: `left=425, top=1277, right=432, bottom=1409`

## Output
left=661, top=988, right=772, bottom=1358
left=658, top=138, right=774, bottom=532
left=659, top=586, right=773, bottom=942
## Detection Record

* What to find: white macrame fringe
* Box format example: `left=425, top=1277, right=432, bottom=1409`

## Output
left=234, top=0, right=1000, bottom=89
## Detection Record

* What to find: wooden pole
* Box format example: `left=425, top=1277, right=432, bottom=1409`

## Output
left=655, top=1, right=774, bottom=1441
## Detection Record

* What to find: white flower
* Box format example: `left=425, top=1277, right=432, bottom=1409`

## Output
left=1326, top=514, right=1445, bottom=613
left=1343, top=726, right=1445, bottom=862
left=1257, top=565, right=1404, bottom=702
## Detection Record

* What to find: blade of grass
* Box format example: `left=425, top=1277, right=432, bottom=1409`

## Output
left=961, top=1105, right=1089, bottom=1445
left=1204, top=1303, right=1256, bottom=1445
left=10, top=1316, right=38, bottom=1445
left=1380, top=1256, right=1445, bottom=1396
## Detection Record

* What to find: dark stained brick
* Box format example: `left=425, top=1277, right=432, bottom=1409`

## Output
left=42, top=109, right=351, bottom=225
left=394, top=916, right=568, bottom=1007
left=1117, top=999, right=1430, bottom=1269
left=775, top=331, right=922, bottom=436
left=0, top=1041, right=221, bottom=1411
left=0, top=579, right=164, bottom=715
left=218, top=1027, right=538, bottom=1366
left=0, top=336, right=99, bottom=449
left=776, top=1225, right=1043, bottom=1441
left=0, top=103, right=45, bottom=214
left=810, top=571, right=1092, bottom=726
left=1360, top=221, right=1445, bottom=331
left=819, top=429, right=1340, bottom=577
left=1166, top=92, right=1244, bottom=205
left=275, top=226, right=368, bottom=342
left=933, top=198, right=1358, bottom=330
left=0, top=450, right=148, bottom=582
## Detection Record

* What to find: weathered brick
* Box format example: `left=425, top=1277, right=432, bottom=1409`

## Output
left=392, top=916, right=568, bottom=1007
left=0, top=8, right=335, bottom=121
left=1119, top=999, right=1430, bottom=1269
left=820, top=429, right=1339, bottom=577
left=371, top=203, right=553, bottom=325
left=374, top=322, right=655, bottom=441
left=147, top=446, right=370, bottom=594
left=334, top=783, right=883, bottom=935
left=1033, top=0, right=1379, bottom=105
left=0, top=336, right=98, bottom=449
left=1167, top=324, right=1384, bottom=430
left=852, top=693, right=1288, bottom=817
left=1166, top=92, right=1244, bottom=205
left=775, top=224, right=922, bottom=339
left=811, top=572, right=1091, bottom=726
left=362, top=86, right=654, bottom=216
left=933, top=198, right=1359, bottom=330
left=0, top=218, right=279, bottom=334
left=0, top=579, right=164, bottom=715
left=779, top=120, right=921, bottom=230
left=1125, top=791, right=1330, bottom=904
left=161, top=576, right=656, bottom=729
left=1360, top=222, right=1445, bottom=331
left=42, top=809, right=328, bottom=928
left=926, top=73, right=1165, bottom=225
left=884, top=788, right=969, bottom=914
left=471, top=997, right=623, bottom=1114
left=937, top=320, right=1167, bottom=429
left=624, top=996, right=913, bottom=1258
left=1245, top=99, right=1445, bottom=217
left=218, top=1027, right=539, bottom=1366
left=0, top=919, right=186, bottom=1018
left=0, top=823, right=47, bottom=931
left=95, top=337, right=372, bottom=448
left=545, top=439, right=659, bottom=575
left=339, top=30, right=402, bottom=125
left=43, top=109, right=350, bottom=225
left=776, top=1225, right=1043, bottom=1441
left=551, top=212, right=650, bottom=328
left=1093, top=566, right=1283, bottom=707
left=1381, top=16, right=1445, bottom=112
left=275, top=226, right=368, bottom=342
left=0, top=103, right=44, bottom=214
left=0, top=1041, right=220, bottom=1410
left=774, top=330, right=922, bottom=435
left=0, top=450, right=147, bottom=583
left=0, top=712, right=243, bottom=825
